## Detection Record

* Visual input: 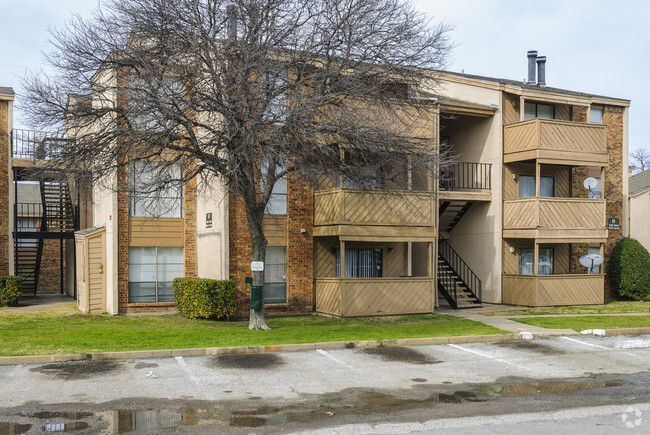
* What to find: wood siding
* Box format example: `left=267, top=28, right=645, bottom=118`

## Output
left=315, top=277, right=434, bottom=316
left=504, top=198, right=606, bottom=231
left=502, top=274, right=604, bottom=306
left=503, top=119, right=607, bottom=165
left=87, top=232, right=106, bottom=313
left=129, top=217, right=184, bottom=247
left=314, top=189, right=434, bottom=227
left=263, top=215, right=287, bottom=246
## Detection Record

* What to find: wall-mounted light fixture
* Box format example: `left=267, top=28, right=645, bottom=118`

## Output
left=509, top=246, right=515, bottom=253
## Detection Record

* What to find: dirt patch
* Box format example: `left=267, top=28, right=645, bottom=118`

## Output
left=360, top=347, right=441, bottom=365
left=494, top=340, right=565, bottom=356
left=0, top=422, right=31, bottom=434
left=213, top=354, right=285, bottom=370
left=29, top=360, right=121, bottom=380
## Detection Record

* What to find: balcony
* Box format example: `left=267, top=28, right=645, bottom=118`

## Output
left=315, top=277, right=434, bottom=316
left=503, top=198, right=607, bottom=240
left=439, top=162, right=492, bottom=202
left=313, top=188, right=435, bottom=240
left=503, top=119, right=607, bottom=165
left=502, top=274, right=604, bottom=306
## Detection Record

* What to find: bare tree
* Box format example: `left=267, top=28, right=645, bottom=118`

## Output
left=630, top=147, right=649, bottom=172
left=21, top=0, right=452, bottom=329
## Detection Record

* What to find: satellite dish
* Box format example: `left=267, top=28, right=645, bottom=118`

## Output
left=579, top=254, right=604, bottom=268
left=583, top=177, right=598, bottom=190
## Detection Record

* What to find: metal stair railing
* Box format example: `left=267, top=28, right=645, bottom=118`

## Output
left=438, top=235, right=482, bottom=303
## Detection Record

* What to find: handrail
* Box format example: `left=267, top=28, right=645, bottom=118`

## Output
left=438, top=235, right=482, bottom=301
left=437, top=261, right=458, bottom=308
left=440, top=162, right=491, bottom=191
left=11, top=129, right=68, bottom=160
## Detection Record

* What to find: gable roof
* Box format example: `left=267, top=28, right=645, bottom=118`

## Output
left=630, top=170, right=650, bottom=195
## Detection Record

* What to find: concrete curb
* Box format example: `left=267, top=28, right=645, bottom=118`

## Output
left=603, top=327, right=650, bottom=336
left=0, top=333, right=523, bottom=366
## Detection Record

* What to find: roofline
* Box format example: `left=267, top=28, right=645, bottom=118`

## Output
left=630, top=185, right=650, bottom=197
left=0, top=87, right=15, bottom=101
left=433, top=71, right=630, bottom=107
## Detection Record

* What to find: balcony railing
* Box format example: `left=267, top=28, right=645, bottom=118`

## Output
left=502, top=274, right=604, bottom=306
left=503, top=119, right=607, bottom=164
left=314, top=188, right=434, bottom=227
left=440, top=162, right=491, bottom=191
left=11, top=129, right=67, bottom=160
left=503, top=198, right=606, bottom=232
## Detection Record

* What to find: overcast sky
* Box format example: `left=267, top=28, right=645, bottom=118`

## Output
left=1, top=0, right=647, bottom=153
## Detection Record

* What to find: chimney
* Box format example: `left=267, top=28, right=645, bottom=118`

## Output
left=227, top=5, right=237, bottom=41
left=536, top=56, right=546, bottom=87
left=527, top=50, right=538, bottom=84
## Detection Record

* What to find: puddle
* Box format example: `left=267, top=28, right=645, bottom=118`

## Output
left=134, top=362, right=159, bottom=369
left=117, top=409, right=199, bottom=432
left=361, top=347, right=441, bottom=365
left=213, top=354, right=285, bottom=369
left=476, top=380, right=624, bottom=397
left=42, top=421, right=90, bottom=432
left=32, top=411, right=93, bottom=420
left=0, top=422, right=31, bottom=435
left=494, top=340, right=565, bottom=356
left=29, top=360, right=121, bottom=380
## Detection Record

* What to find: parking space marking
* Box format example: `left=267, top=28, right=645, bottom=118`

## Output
left=174, top=356, right=204, bottom=387
left=447, top=344, right=533, bottom=372
left=560, top=337, right=609, bottom=350
left=315, top=349, right=361, bottom=372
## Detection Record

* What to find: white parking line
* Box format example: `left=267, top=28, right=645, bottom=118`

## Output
left=174, top=356, right=204, bottom=387
left=560, top=336, right=609, bottom=349
left=316, top=349, right=360, bottom=371
left=447, top=344, right=533, bottom=372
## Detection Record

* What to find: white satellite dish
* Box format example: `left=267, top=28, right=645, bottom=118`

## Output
left=583, top=177, right=598, bottom=190
left=579, top=254, right=604, bottom=269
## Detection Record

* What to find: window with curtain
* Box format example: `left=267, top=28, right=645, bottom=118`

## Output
left=519, top=247, right=554, bottom=275
left=519, top=175, right=554, bottom=198
left=128, top=246, right=184, bottom=303
left=130, top=162, right=184, bottom=218
left=335, top=248, right=383, bottom=278
left=524, top=102, right=555, bottom=120
left=264, top=246, right=286, bottom=304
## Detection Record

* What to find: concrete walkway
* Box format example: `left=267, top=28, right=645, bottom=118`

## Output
left=1, top=293, right=75, bottom=313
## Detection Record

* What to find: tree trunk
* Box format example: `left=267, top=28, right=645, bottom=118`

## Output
left=247, top=203, right=270, bottom=331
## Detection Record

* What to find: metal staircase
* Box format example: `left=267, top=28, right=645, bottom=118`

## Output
left=439, top=201, right=473, bottom=233
left=437, top=236, right=482, bottom=309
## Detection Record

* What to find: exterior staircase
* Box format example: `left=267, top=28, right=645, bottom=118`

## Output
left=437, top=236, right=482, bottom=309
left=439, top=201, right=473, bottom=233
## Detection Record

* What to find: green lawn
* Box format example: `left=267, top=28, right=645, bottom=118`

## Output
left=512, top=315, right=650, bottom=331
left=484, top=301, right=650, bottom=316
left=0, top=304, right=507, bottom=356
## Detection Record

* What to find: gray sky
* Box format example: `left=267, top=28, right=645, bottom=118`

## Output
left=1, top=0, right=647, bottom=153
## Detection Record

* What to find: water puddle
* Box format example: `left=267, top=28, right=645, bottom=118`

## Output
left=32, top=411, right=94, bottom=420
left=361, top=347, right=441, bottom=365
left=29, top=360, right=121, bottom=380
left=134, top=362, right=159, bottom=369
left=494, top=340, right=565, bottom=356
left=116, top=409, right=199, bottom=432
left=42, top=421, right=90, bottom=432
left=0, top=422, right=31, bottom=435
left=212, top=353, right=285, bottom=369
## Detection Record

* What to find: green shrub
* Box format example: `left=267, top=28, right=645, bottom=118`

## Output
left=610, top=237, right=650, bottom=300
left=173, top=278, right=236, bottom=320
left=0, top=276, right=24, bottom=307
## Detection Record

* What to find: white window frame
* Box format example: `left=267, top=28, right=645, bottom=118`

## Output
left=128, top=246, right=184, bottom=303
left=264, top=246, right=287, bottom=304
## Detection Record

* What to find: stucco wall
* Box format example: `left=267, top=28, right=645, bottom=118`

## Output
left=630, top=189, right=650, bottom=251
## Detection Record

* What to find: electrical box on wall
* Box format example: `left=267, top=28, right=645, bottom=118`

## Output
left=206, top=212, right=212, bottom=228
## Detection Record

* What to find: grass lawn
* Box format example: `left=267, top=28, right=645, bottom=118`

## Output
left=0, top=304, right=507, bottom=356
left=513, top=315, right=650, bottom=331
left=484, top=301, right=650, bottom=316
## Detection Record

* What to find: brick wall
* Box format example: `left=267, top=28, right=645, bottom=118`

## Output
left=229, top=172, right=314, bottom=317
left=37, top=239, right=65, bottom=293
left=0, top=100, right=9, bottom=275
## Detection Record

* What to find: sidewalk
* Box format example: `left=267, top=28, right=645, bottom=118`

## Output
left=2, top=293, right=75, bottom=313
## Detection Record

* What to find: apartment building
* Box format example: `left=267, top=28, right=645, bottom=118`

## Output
left=629, top=169, right=650, bottom=251
left=1, top=52, right=630, bottom=315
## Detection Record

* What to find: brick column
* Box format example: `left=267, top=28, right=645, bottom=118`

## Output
left=0, top=95, right=12, bottom=276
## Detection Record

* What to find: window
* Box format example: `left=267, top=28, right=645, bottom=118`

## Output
left=130, top=162, right=184, bottom=218
left=261, top=69, right=287, bottom=123
left=261, top=160, right=287, bottom=214
left=590, top=107, right=604, bottom=124
left=519, top=248, right=554, bottom=275
left=336, top=248, right=383, bottom=278
left=128, top=75, right=185, bottom=131
left=588, top=247, right=601, bottom=274
left=128, top=247, right=184, bottom=303
left=524, top=102, right=554, bottom=121
left=519, top=175, right=554, bottom=198
left=264, top=246, right=286, bottom=304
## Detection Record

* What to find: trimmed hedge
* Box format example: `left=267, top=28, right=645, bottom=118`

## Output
left=0, top=276, right=24, bottom=307
left=173, top=277, right=236, bottom=320
left=610, top=237, right=650, bottom=300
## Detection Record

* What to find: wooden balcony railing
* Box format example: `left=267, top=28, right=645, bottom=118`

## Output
left=503, top=198, right=606, bottom=232
left=314, top=188, right=434, bottom=228
left=315, top=277, right=434, bottom=316
left=502, top=274, right=604, bottom=306
left=503, top=119, right=607, bottom=165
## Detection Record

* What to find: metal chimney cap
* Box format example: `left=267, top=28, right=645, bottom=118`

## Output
left=536, top=56, right=547, bottom=62
left=527, top=50, right=538, bottom=57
